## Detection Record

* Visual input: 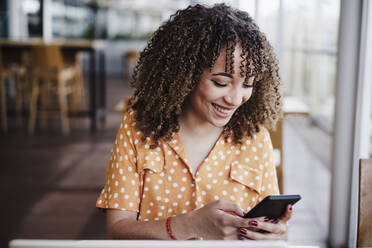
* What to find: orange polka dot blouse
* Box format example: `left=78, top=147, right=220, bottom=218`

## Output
left=96, top=109, right=280, bottom=221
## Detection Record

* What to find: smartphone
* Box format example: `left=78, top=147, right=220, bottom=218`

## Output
left=243, top=194, right=301, bottom=219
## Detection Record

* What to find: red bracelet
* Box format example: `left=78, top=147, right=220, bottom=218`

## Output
left=166, top=217, right=177, bottom=240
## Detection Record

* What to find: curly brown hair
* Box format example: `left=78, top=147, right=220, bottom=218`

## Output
left=129, top=3, right=282, bottom=147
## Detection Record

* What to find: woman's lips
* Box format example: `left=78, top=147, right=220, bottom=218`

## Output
left=212, top=103, right=234, bottom=118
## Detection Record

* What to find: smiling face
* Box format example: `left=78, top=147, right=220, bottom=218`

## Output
left=185, top=45, right=254, bottom=128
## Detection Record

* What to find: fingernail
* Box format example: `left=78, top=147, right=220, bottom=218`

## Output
left=249, top=220, right=258, bottom=227
left=239, top=236, right=244, bottom=240
left=240, top=228, right=247, bottom=234
left=289, top=205, right=292, bottom=211
left=242, top=211, right=246, bottom=215
left=264, top=217, right=270, bottom=222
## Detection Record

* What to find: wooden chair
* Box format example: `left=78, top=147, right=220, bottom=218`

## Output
left=0, top=49, right=27, bottom=134
left=269, top=96, right=310, bottom=193
left=123, top=50, right=139, bottom=82
left=357, top=159, right=372, bottom=247
left=269, top=118, right=283, bottom=193
left=62, top=50, right=86, bottom=128
left=0, top=66, right=13, bottom=134
left=28, top=45, right=81, bottom=135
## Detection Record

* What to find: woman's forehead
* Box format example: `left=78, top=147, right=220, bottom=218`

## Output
left=211, top=46, right=255, bottom=78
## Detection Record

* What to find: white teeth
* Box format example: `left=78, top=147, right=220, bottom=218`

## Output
left=212, top=103, right=231, bottom=114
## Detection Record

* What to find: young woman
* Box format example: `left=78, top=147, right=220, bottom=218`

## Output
left=96, top=3, right=292, bottom=240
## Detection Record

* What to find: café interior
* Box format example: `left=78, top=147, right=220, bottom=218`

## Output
left=0, top=0, right=371, bottom=248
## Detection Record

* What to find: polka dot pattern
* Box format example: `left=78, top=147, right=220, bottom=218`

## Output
left=96, top=109, right=279, bottom=219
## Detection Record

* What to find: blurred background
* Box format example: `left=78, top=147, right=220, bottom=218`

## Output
left=0, top=0, right=371, bottom=248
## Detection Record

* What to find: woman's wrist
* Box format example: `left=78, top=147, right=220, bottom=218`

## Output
left=172, top=210, right=198, bottom=240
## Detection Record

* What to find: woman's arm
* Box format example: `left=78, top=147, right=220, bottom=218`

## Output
left=106, top=200, right=250, bottom=240
left=106, top=209, right=194, bottom=240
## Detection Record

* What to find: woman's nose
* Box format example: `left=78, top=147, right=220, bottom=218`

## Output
left=224, top=89, right=243, bottom=106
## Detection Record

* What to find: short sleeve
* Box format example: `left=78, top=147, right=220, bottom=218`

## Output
left=258, top=128, right=280, bottom=198
left=96, top=112, right=141, bottom=211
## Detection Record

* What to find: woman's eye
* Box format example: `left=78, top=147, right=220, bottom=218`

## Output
left=212, top=80, right=227, bottom=87
left=243, top=83, right=254, bottom=88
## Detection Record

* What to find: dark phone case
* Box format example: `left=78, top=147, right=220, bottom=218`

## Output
left=244, top=195, right=301, bottom=219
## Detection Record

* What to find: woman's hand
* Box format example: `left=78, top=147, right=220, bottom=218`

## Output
left=186, top=200, right=249, bottom=240
left=238, top=204, right=293, bottom=240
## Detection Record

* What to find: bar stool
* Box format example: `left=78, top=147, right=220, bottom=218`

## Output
left=62, top=50, right=86, bottom=127
left=0, top=67, right=13, bottom=134
left=0, top=49, right=27, bottom=134
left=28, top=45, right=81, bottom=135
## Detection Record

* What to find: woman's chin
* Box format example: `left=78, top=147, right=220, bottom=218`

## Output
left=209, top=117, right=231, bottom=128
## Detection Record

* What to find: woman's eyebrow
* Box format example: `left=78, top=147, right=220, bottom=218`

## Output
left=211, top=72, right=233, bottom=78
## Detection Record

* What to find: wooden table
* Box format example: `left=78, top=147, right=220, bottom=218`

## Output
left=0, top=38, right=106, bottom=132
left=9, top=239, right=320, bottom=248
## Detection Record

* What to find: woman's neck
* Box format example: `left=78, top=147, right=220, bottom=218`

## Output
left=179, top=107, right=223, bottom=139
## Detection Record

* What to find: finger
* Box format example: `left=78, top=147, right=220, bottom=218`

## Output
left=238, top=217, right=264, bottom=229
left=221, top=213, right=251, bottom=227
left=278, top=204, right=293, bottom=223
left=226, top=233, right=242, bottom=240
left=216, top=200, right=245, bottom=217
left=269, top=218, right=278, bottom=224
left=247, top=226, right=261, bottom=232
left=238, top=234, right=251, bottom=240
left=239, top=227, right=284, bottom=240
left=258, top=216, right=271, bottom=223
left=243, top=216, right=272, bottom=226
left=247, top=219, right=287, bottom=235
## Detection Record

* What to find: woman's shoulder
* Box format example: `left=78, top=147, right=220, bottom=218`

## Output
left=120, top=97, right=139, bottom=125
left=120, top=108, right=137, bottom=129
left=240, top=125, right=271, bottom=145
left=117, top=104, right=142, bottom=142
left=119, top=106, right=159, bottom=148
